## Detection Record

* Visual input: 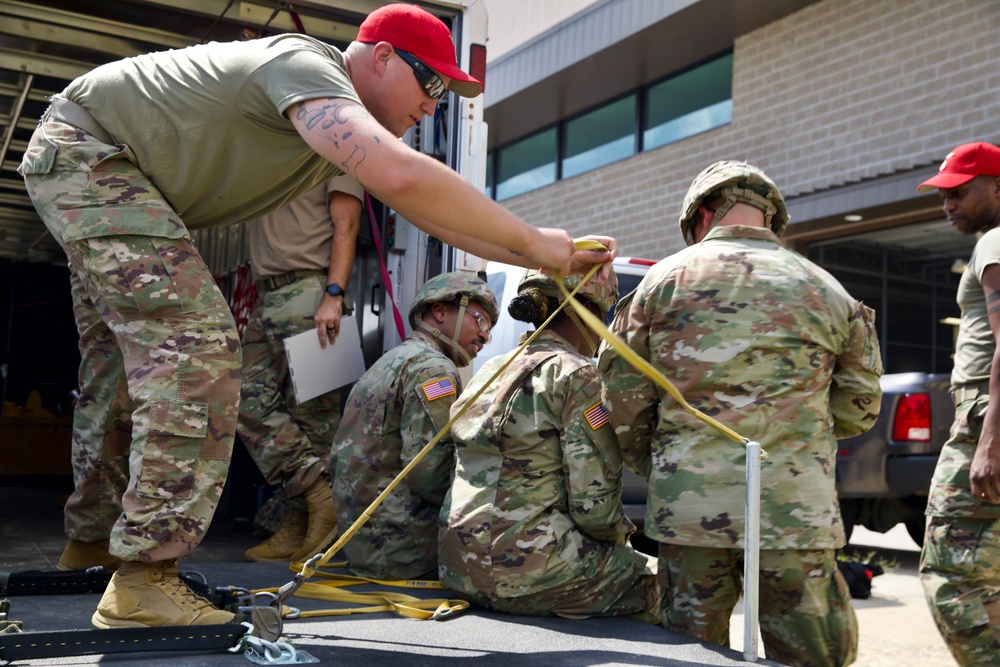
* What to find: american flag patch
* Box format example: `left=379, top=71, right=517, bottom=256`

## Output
left=421, top=377, right=456, bottom=401
left=584, top=401, right=610, bottom=430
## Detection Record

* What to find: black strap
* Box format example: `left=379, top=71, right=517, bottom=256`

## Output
left=0, top=569, right=111, bottom=596
left=0, top=570, right=239, bottom=608
left=0, top=624, right=246, bottom=662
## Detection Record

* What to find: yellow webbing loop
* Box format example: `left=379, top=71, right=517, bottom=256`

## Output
left=255, top=564, right=467, bottom=620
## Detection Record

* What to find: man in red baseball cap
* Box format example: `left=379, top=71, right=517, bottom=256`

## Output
left=356, top=3, right=482, bottom=98
left=918, top=141, right=1000, bottom=666
left=19, top=1, right=618, bottom=630
left=917, top=142, right=1000, bottom=193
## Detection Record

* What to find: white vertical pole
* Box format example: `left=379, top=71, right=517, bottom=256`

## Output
left=743, top=440, right=762, bottom=662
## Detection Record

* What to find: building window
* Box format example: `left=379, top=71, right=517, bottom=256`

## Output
left=485, top=154, right=494, bottom=199
left=495, top=127, right=557, bottom=201
left=486, top=52, right=733, bottom=199
left=643, top=53, right=733, bottom=151
left=562, top=94, right=637, bottom=179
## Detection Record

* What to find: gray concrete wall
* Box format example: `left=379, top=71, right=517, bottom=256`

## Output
left=495, top=0, right=1000, bottom=259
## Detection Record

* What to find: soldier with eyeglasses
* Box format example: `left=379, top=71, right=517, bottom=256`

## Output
left=330, top=272, right=498, bottom=580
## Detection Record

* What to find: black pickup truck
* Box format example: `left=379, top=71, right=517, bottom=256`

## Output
left=836, top=372, right=953, bottom=546
left=621, top=372, right=953, bottom=548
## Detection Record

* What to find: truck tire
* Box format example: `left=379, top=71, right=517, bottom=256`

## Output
left=840, top=498, right=861, bottom=545
left=905, top=517, right=927, bottom=547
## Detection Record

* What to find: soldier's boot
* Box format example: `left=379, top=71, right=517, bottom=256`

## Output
left=91, top=560, right=235, bottom=628
left=244, top=509, right=308, bottom=562
left=288, top=479, right=338, bottom=562
left=56, top=539, right=121, bottom=571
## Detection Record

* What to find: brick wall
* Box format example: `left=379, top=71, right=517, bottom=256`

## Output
left=496, top=0, right=1000, bottom=260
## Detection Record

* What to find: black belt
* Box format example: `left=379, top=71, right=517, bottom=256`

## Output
left=256, top=269, right=325, bottom=292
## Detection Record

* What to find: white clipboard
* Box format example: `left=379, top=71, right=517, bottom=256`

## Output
left=284, top=315, right=367, bottom=403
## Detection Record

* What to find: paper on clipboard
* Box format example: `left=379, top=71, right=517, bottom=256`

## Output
left=285, top=315, right=367, bottom=404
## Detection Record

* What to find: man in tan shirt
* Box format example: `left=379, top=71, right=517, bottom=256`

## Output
left=238, top=175, right=361, bottom=563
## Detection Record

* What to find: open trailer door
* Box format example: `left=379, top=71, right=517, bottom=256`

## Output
left=0, top=0, right=490, bottom=377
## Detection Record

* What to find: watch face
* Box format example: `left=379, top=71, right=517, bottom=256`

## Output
left=326, top=283, right=344, bottom=297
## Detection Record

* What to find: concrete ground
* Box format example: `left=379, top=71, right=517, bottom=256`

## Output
left=0, top=474, right=955, bottom=667
left=837, top=526, right=954, bottom=667
left=0, top=476, right=776, bottom=667
left=729, top=525, right=955, bottom=667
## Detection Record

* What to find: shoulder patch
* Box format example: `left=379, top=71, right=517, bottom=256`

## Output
left=584, top=401, right=610, bottom=430
left=421, top=377, right=456, bottom=401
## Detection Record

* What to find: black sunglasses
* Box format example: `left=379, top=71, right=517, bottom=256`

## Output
left=395, top=50, right=448, bottom=100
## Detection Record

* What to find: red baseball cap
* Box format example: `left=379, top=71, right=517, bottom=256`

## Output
left=917, top=142, right=1000, bottom=193
left=357, top=3, right=483, bottom=98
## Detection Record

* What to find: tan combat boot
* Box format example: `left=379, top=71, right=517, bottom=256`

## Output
left=91, top=560, right=235, bottom=628
left=244, top=508, right=308, bottom=562
left=56, top=539, right=121, bottom=571
left=288, top=479, right=338, bottom=562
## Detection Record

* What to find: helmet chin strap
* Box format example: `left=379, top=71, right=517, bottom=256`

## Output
left=711, top=184, right=777, bottom=232
left=565, top=306, right=599, bottom=357
left=415, top=296, right=472, bottom=367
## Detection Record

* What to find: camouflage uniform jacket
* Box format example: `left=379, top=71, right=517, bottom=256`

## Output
left=330, top=331, right=460, bottom=579
left=439, top=331, right=634, bottom=599
left=598, top=225, right=883, bottom=550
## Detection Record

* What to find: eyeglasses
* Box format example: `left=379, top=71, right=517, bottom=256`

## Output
left=395, top=50, right=448, bottom=100
left=462, top=307, right=492, bottom=343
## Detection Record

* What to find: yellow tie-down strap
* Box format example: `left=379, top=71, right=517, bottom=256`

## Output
left=255, top=561, right=467, bottom=620
left=267, top=241, right=763, bottom=621
left=555, top=240, right=765, bottom=456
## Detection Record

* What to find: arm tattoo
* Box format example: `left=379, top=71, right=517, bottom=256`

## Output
left=987, top=288, right=1000, bottom=317
left=295, top=99, right=372, bottom=177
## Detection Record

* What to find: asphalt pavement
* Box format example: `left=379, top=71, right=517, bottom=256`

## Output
left=833, top=526, right=955, bottom=667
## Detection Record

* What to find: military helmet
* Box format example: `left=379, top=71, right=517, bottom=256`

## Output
left=517, top=268, right=619, bottom=315
left=678, top=160, right=789, bottom=245
left=408, top=271, right=499, bottom=329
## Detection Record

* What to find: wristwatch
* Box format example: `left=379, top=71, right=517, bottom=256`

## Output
left=325, top=283, right=345, bottom=298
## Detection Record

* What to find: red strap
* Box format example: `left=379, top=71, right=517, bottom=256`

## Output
left=289, top=10, right=306, bottom=34
left=366, top=193, right=408, bottom=341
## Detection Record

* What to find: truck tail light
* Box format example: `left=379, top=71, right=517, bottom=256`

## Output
left=892, top=393, right=931, bottom=441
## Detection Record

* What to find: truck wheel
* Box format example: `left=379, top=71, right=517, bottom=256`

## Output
left=839, top=499, right=860, bottom=544
left=843, top=517, right=854, bottom=544
left=905, top=517, right=927, bottom=547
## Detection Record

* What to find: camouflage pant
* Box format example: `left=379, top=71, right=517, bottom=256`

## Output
left=460, top=549, right=660, bottom=624
left=20, top=116, right=242, bottom=562
left=657, top=544, right=857, bottom=667
left=62, top=264, right=130, bottom=542
left=921, top=516, right=1000, bottom=666
left=237, top=275, right=341, bottom=523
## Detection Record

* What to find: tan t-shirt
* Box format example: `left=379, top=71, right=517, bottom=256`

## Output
left=247, top=174, right=364, bottom=279
left=64, top=34, right=360, bottom=231
left=952, top=226, right=1000, bottom=385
